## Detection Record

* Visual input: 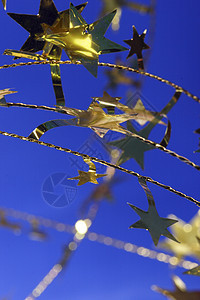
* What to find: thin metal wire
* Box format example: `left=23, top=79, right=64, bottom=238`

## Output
left=1, top=101, right=200, bottom=171
left=0, top=129, right=199, bottom=206
left=1, top=59, right=199, bottom=103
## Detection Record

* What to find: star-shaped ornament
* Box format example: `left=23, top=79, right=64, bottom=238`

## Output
left=124, top=25, right=150, bottom=70
left=68, top=158, right=107, bottom=186
left=109, top=90, right=181, bottom=169
left=159, top=210, right=200, bottom=262
left=95, top=91, right=166, bottom=126
left=28, top=98, right=138, bottom=140
left=37, top=3, right=127, bottom=77
left=152, top=275, right=200, bottom=300
left=128, top=178, right=178, bottom=246
left=7, top=0, right=87, bottom=55
left=6, top=1, right=87, bottom=106
left=184, top=264, right=200, bottom=276
left=6, top=0, right=87, bottom=106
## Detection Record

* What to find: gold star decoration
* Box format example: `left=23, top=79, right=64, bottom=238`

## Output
left=28, top=98, right=138, bottom=140
left=35, top=3, right=127, bottom=77
left=152, top=275, right=200, bottom=300
left=6, top=0, right=87, bottom=106
left=158, top=210, right=200, bottom=262
left=68, top=158, right=107, bottom=186
left=124, top=25, right=150, bottom=70
left=128, top=178, right=178, bottom=246
left=95, top=91, right=166, bottom=126
left=108, top=90, right=181, bottom=169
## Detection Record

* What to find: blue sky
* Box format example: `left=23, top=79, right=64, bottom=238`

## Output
left=0, top=0, right=200, bottom=299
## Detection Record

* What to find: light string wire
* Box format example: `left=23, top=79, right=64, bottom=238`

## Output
left=1, top=100, right=200, bottom=172
left=25, top=201, right=100, bottom=299
left=0, top=129, right=199, bottom=207
left=0, top=59, right=199, bottom=103
left=2, top=206, right=197, bottom=272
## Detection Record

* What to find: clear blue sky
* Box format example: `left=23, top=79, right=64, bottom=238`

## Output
left=0, top=0, right=200, bottom=299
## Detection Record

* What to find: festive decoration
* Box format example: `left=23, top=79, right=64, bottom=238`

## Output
left=68, top=158, right=107, bottom=185
left=124, top=25, right=150, bottom=70
left=28, top=99, right=138, bottom=139
left=109, top=90, right=181, bottom=168
left=6, top=0, right=87, bottom=106
left=184, top=264, right=200, bottom=276
left=159, top=210, right=200, bottom=262
left=1, top=1, right=200, bottom=298
left=38, top=3, right=127, bottom=77
left=128, top=178, right=178, bottom=246
left=152, top=275, right=200, bottom=299
left=95, top=91, right=166, bottom=125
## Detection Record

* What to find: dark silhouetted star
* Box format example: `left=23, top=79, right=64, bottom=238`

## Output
left=128, top=178, right=178, bottom=246
left=109, top=90, right=181, bottom=169
left=124, top=25, right=150, bottom=69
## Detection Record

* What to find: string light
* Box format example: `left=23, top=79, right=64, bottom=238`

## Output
left=0, top=206, right=197, bottom=270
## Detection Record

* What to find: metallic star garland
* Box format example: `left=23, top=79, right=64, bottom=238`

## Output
left=1, top=100, right=200, bottom=171
left=0, top=130, right=199, bottom=206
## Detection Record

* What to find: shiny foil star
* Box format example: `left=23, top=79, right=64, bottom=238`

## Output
left=95, top=91, right=166, bottom=126
left=39, top=3, right=127, bottom=77
left=109, top=90, right=181, bottom=169
left=68, top=158, right=107, bottom=186
left=124, top=25, right=150, bottom=70
left=128, top=178, right=178, bottom=246
left=28, top=99, right=138, bottom=140
left=7, top=0, right=87, bottom=106
left=159, top=210, right=200, bottom=262
left=152, top=275, right=200, bottom=300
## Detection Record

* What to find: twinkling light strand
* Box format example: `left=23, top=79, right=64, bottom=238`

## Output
left=25, top=203, right=99, bottom=299
left=1, top=59, right=199, bottom=103
left=1, top=206, right=197, bottom=270
left=0, top=130, right=199, bottom=206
